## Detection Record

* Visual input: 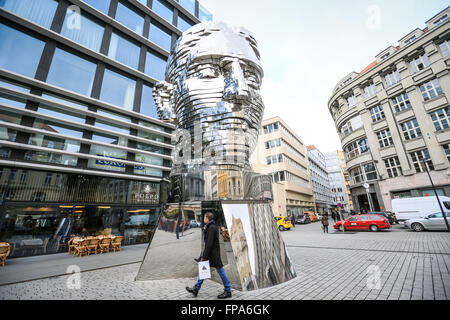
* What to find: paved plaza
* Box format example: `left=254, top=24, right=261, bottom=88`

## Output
left=0, top=222, right=449, bottom=300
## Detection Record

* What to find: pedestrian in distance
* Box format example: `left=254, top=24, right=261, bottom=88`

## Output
left=291, top=214, right=296, bottom=227
left=321, top=213, right=329, bottom=233
left=331, top=211, right=336, bottom=223
left=186, top=212, right=232, bottom=299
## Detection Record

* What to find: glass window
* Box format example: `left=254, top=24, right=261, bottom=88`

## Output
left=376, top=129, right=393, bottom=148
left=364, top=83, right=377, bottom=98
left=410, top=54, right=430, bottom=73
left=88, top=145, right=126, bottom=172
left=140, top=84, right=158, bottom=118
left=385, top=70, right=401, bottom=87
left=384, top=156, right=402, bottom=178
left=96, top=108, right=131, bottom=122
left=0, top=0, right=58, bottom=29
left=29, top=133, right=81, bottom=153
left=47, top=48, right=97, bottom=96
left=108, top=32, right=141, bottom=69
left=145, top=50, right=167, bottom=80
left=137, top=129, right=164, bottom=143
left=24, top=150, right=78, bottom=166
left=443, top=144, right=450, bottom=163
left=95, top=118, right=130, bottom=134
left=391, top=92, right=411, bottom=113
left=410, top=149, right=434, bottom=173
left=61, top=10, right=104, bottom=52
left=41, top=93, right=89, bottom=110
left=0, top=23, right=45, bottom=78
left=429, top=106, right=450, bottom=131
left=148, top=21, right=172, bottom=52
left=92, top=132, right=127, bottom=147
left=420, top=78, right=444, bottom=101
left=440, top=40, right=450, bottom=57
left=115, top=2, right=144, bottom=35
left=400, top=119, right=422, bottom=140
left=37, top=102, right=86, bottom=123
left=0, top=110, right=22, bottom=125
left=82, top=0, right=111, bottom=14
left=179, top=0, right=195, bottom=16
left=33, top=119, right=84, bottom=138
left=363, top=163, right=377, bottom=181
left=369, top=104, right=385, bottom=122
left=152, top=0, right=173, bottom=23
left=0, top=89, right=27, bottom=108
left=198, top=3, right=213, bottom=22
left=100, top=69, right=136, bottom=110
left=134, top=153, right=163, bottom=177
left=136, top=142, right=164, bottom=155
left=177, top=13, right=194, bottom=32
left=0, top=128, right=17, bottom=142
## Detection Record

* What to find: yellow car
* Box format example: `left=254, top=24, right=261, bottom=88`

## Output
left=274, top=216, right=292, bottom=231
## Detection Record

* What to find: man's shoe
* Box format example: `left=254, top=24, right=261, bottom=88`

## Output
left=186, top=286, right=199, bottom=297
left=217, top=290, right=232, bottom=299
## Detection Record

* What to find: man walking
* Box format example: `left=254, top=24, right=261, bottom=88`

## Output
left=186, top=212, right=232, bottom=299
left=331, top=211, right=336, bottom=223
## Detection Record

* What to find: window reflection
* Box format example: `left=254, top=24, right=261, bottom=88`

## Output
left=148, top=21, right=172, bottom=52
left=82, top=0, right=111, bottom=14
left=47, top=48, right=97, bottom=96
left=145, top=51, right=167, bottom=80
left=0, top=0, right=58, bottom=29
left=61, top=10, right=104, bottom=52
left=100, top=69, right=136, bottom=110
left=152, top=0, right=173, bottom=23
left=177, top=13, right=194, bottom=32
left=115, top=1, right=144, bottom=35
left=33, top=118, right=84, bottom=138
left=140, top=84, right=158, bottom=118
left=88, top=145, right=127, bottom=172
left=108, top=32, right=141, bottom=69
left=0, top=23, right=45, bottom=78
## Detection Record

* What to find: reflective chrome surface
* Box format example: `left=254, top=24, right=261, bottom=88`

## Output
left=137, top=22, right=296, bottom=290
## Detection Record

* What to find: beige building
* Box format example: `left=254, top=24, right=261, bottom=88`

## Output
left=250, top=117, right=314, bottom=217
left=328, top=7, right=450, bottom=213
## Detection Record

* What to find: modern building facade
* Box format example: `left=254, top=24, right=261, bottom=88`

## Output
left=0, top=0, right=212, bottom=258
left=324, top=150, right=353, bottom=212
left=250, top=117, right=314, bottom=218
left=306, top=145, right=333, bottom=215
left=328, top=7, right=450, bottom=213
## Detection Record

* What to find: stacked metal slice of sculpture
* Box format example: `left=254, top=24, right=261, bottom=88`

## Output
left=137, top=21, right=296, bottom=290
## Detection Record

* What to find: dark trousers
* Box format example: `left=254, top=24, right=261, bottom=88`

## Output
left=323, top=225, right=329, bottom=233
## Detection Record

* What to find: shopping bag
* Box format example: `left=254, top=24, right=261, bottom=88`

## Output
left=198, top=260, right=211, bottom=280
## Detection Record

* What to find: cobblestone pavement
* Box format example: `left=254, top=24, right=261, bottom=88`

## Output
left=0, top=222, right=449, bottom=300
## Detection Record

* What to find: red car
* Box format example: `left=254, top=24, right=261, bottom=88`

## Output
left=334, top=214, right=391, bottom=232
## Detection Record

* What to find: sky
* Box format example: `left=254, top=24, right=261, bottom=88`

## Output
left=200, top=0, right=448, bottom=153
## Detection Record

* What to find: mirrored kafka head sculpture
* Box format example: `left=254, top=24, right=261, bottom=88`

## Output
left=153, top=21, right=265, bottom=174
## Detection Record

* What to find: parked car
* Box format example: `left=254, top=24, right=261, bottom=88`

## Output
left=304, top=211, right=319, bottom=222
left=295, top=213, right=311, bottom=224
left=391, top=196, right=450, bottom=221
left=274, top=216, right=292, bottom=231
left=368, top=211, right=399, bottom=225
left=189, top=220, right=201, bottom=228
left=333, top=214, right=391, bottom=232
left=404, top=212, right=450, bottom=232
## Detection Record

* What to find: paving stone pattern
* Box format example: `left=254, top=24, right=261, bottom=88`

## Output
left=0, top=223, right=448, bottom=300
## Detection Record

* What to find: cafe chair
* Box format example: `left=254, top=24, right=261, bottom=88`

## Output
left=68, top=237, right=81, bottom=255
left=111, top=236, right=124, bottom=252
left=73, top=239, right=88, bottom=257
left=99, top=237, right=111, bottom=254
left=85, top=238, right=99, bottom=255
left=0, top=242, right=11, bottom=267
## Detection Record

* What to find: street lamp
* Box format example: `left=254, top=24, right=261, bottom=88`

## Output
left=420, top=158, right=450, bottom=233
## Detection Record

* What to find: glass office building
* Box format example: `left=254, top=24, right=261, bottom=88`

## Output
left=0, top=0, right=212, bottom=258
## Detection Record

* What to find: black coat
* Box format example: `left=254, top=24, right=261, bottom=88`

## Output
left=201, top=220, right=223, bottom=268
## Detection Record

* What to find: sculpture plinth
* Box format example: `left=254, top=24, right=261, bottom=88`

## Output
left=136, top=21, right=296, bottom=290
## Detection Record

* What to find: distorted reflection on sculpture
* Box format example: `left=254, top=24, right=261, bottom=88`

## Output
left=137, top=21, right=296, bottom=290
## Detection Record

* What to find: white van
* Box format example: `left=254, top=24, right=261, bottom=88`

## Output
left=391, top=196, right=450, bottom=222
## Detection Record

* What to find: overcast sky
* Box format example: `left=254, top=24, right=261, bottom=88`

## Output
left=200, top=0, right=447, bottom=153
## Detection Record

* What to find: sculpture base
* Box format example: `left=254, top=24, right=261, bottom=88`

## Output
left=136, top=200, right=296, bottom=291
